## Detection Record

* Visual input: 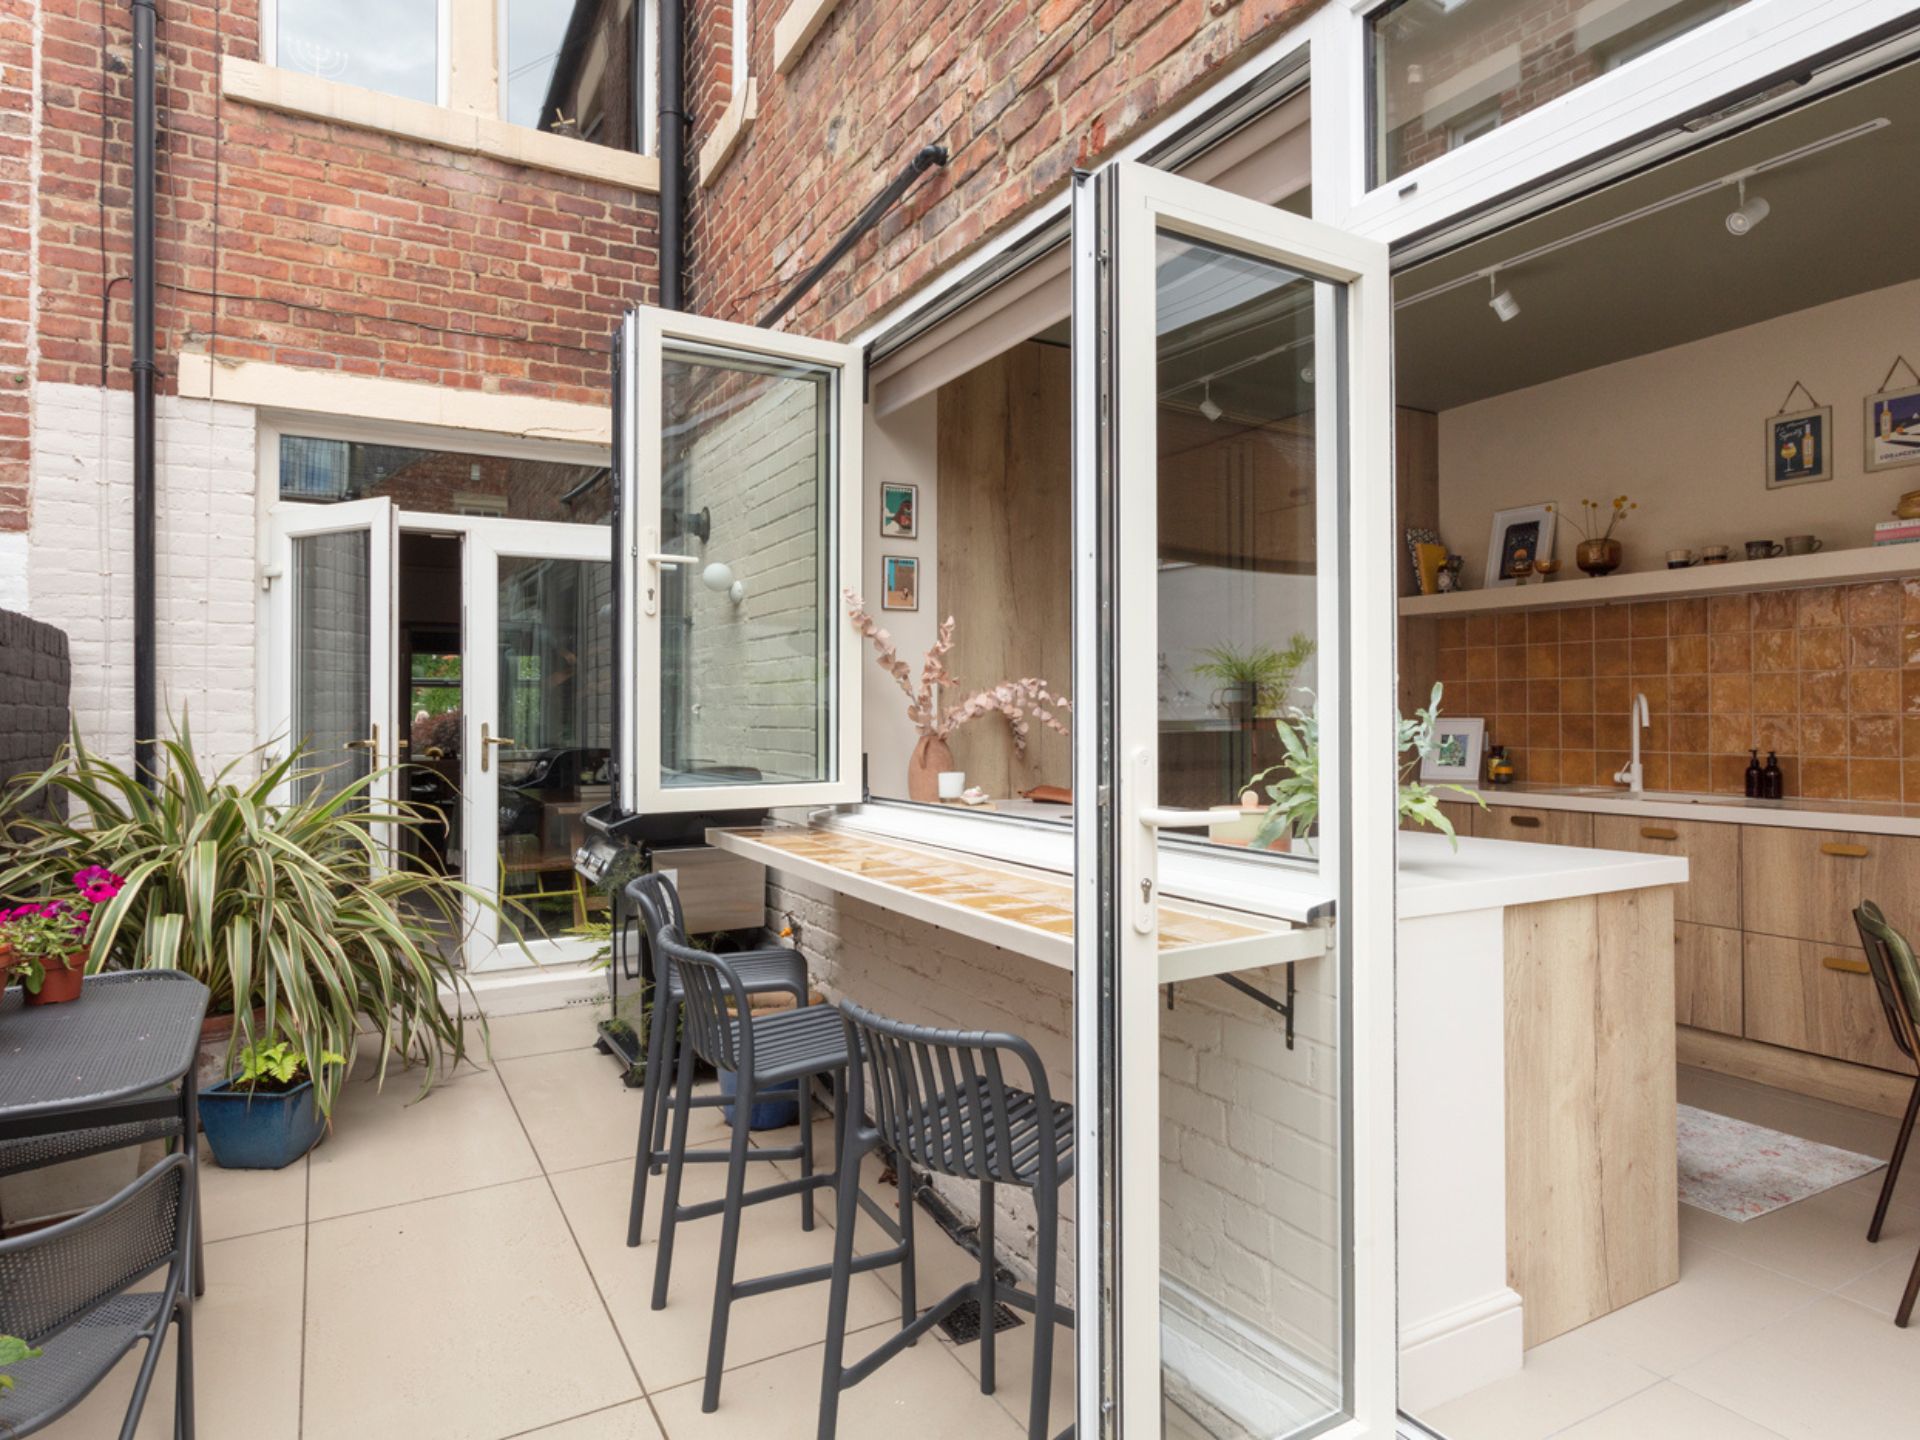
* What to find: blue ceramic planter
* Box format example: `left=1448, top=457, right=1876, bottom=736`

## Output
left=717, top=1067, right=799, bottom=1130
left=199, top=1078, right=326, bottom=1170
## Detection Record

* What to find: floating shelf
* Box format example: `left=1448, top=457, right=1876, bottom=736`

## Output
left=1398, top=545, right=1920, bottom=617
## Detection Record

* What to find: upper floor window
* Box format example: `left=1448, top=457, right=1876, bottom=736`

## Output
left=1369, top=0, right=1750, bottom=185
left=262, top=0, right=649, bottom=155
left=501, top=0, right=645, bottom=152
left=269, top=0, right=446, bottom=105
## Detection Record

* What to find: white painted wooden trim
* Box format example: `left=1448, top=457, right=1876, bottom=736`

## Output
left=221, top=55, right=661, bottom=192
left=180, top=353, right=612, bottom=445
left=773, top=0, right=840, bottom=73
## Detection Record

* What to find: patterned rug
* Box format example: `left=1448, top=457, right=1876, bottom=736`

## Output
left=1677, top=1104, right=1886, bottom=1222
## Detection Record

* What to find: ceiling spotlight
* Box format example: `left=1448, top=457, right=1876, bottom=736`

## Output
left=1725, top=178, right=1770, bottom=236
left=1198, top=380, right=1223, bottom=423
left=1488, top=273, right=1520, bottom=323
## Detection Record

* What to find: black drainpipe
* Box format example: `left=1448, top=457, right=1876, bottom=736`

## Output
left=131, top=0, right=158, bottom=786
left=657, top=0, right=685, bottom=310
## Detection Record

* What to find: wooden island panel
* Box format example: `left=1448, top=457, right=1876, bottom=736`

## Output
left=1504, top=885, right=1679, bottom=1348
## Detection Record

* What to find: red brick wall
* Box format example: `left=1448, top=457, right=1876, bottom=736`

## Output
left=32, top=0, right=660, bottom=418
left=0, top=0, right=31, bottom=531
left=684, top=0, right=1318, bottom=340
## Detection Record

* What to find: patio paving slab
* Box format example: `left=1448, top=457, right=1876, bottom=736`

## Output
left=497, top=1046, right=733, bottom=1174
left=483, top=1005, right=608, bottom=1062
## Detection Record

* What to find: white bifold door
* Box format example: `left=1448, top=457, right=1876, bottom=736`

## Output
left=1069, top=160, right=1397, bottom=1440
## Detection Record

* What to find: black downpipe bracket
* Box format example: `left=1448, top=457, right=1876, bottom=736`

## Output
left=759, top=144, right=948, bottom=328
left=131, top=0, right=159, bottom=787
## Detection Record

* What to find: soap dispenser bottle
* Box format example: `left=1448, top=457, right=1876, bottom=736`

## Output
left=1762, top=751, right=1784, bottom=800
left=1745, top=749, right=1762, bottom=798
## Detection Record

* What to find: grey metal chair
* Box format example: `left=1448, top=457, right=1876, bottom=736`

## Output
left=0, top=1153, right=195, bottom=1438
left=651, top=934, right=854, bottom=1414
left=818, top=998, right=1075, bottom=1440
left=624, top=871, right=811, bottom=1246
left=1852, top=901, right=1920, bottom=1325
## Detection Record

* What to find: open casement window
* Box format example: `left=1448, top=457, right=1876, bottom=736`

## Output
left=264, top=496, right=402, bottom=837
left=617, top=308, right=864, bottom=814
left=1071, top=161, right=1398, bottom=1437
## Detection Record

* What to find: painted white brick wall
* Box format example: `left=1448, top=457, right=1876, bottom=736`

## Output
left=26, top=383, right=258, bottom=770
left=770, top=871, right=1343, bottom=1377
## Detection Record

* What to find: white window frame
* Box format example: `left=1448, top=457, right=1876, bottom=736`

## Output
left=262, top=0, right=453, bottom=108
left=617, top=306, right=865, bottom=816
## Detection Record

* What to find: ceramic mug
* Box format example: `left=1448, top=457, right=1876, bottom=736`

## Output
left=1666, top=549, right=1694, bottom=569
left=1700, top=545, right=1730, bottom=564
left=1746, top=540, right=1784, bottom=560
left=937, top=770, right=966, bottom=800
left=1784, top=534, right=1823, bottom=556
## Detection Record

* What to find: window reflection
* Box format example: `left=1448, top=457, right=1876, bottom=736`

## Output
left=279, top=437, right=610, bottom=526
left=274, top=0, right=439, bottom=104
left=502, top=0, right=643, bottom=152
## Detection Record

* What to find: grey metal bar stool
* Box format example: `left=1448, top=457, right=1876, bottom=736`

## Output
left=818, top=998, right=1075, bottom=1440
left=0, top=1153, right=195, bottom=1437
left=651, top=935, right=855, bottom=1413
left=624, top=871, right=810, bottom=1246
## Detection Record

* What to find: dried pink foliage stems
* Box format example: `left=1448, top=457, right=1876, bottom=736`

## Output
left=844, top=591, right=1072, bottom=752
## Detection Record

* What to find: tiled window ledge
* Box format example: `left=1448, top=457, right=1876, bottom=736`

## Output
left=221, top=57, right=659, bottom=194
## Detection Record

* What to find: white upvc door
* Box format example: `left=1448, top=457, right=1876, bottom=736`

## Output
left=1071, top=160, right=1398, bottom=1438
left=617, top=306, right=865, bottom=816
left=461, top=515, right=615, bottom=972
left=263, top=497, right=401, bottom=835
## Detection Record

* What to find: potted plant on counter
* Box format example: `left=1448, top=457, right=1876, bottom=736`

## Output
left=199, top=1036, right=346, bottom=1169
left=0, top=867, right=123, bottom=1005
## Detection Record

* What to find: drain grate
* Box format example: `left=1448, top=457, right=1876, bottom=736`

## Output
left=937, top=1297, right=1023, bottom=1345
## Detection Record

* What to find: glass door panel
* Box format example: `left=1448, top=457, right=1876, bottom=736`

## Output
left=1072, top=161, right=1397, bottom=1439
left=464, top=518, right=614, bottom=971
left=268, top=497, right=398, bottom=823
left=619, top=308, right=864, bottom=814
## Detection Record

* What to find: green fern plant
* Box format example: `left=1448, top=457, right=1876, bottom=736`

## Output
left=1190, top=634, right=1315, bottom=718
left=0, top=722, right=510, bottom=1115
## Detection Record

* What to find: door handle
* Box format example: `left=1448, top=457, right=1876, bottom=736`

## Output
left=640, top=528, right=700, bottom=618
left=345, top=723, right=380, bottom=761
left=480, top=723, right=518, bottom=773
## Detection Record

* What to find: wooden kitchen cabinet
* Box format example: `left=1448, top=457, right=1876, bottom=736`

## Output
left=1742, top=826, right=1920, bottom=947
left=1673, top=921, right=1742, bottom=1037
left=1470, top=804, right=1593, bottom=848
left=1743, top=932, right=1916, bottom=1074
left=1593, top=814, right=1739, bottom=928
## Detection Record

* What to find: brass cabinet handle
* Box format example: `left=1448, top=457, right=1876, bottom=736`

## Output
left=1823, top=956, right=1872, bottom=976
left=1641, top=826, right=1679, bottom=841
left=1820, top=842, right=1869, bottom=858
left=1508, top=815, right=1542, bottom=829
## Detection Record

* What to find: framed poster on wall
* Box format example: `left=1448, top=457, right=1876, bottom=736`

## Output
left=1866, top=385, right=1920, bottom=473
left=1484, top=504, right=1555, bottom=587
left=1766, top=406, right=1832, bottom=488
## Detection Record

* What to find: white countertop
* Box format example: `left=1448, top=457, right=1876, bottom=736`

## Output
left=1396, top=830, right=1687, bottom=920
left=1473, top=784, right=1920, bottom=837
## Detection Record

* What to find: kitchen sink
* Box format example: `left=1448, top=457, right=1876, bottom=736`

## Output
left=1538, top=786, right=1705, bottom=804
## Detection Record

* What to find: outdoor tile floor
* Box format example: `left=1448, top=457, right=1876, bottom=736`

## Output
left=38, top=1006, right=1073, bottom=1440
left=1427, top=1066, right=1920, bottom=1440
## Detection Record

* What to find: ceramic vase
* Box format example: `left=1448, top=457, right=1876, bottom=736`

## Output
left=1576, top=538, right=1623, bottom=577
left=907, top=734, right=957, bottom=803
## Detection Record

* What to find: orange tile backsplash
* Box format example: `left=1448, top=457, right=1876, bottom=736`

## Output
left=1423, top=578, right=1920, bottom=803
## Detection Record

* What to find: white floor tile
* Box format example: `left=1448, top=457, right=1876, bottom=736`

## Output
left=303, top=1178, right=639, bottom=1440
left=498, top=1047, right=729, bottom=1175
left=1671, top=1295, right=1920, bottom=1440
left=197, top=1149, right=308, bottom=1242
left=484, top=1005, right=607, bottom=1061
left=506, top=1400, right=667, bottom=1439
left=307, top=1063, right=541, bottom=1220
left=1423, top=1326, right=1661, bottom=1440
left=1678, top=1173, right=1916, bottom=1292
left=1552, top=1381, right=1789, bottom=1439
left=1832, top=1243, right=1920, bottom=1319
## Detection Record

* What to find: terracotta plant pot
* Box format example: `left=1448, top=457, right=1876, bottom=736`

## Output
left=1576, top=538, right=1623, bottom=577
left=907, top=734, right=957, bottom=803
left=24, top=951, right=87, bottom=1006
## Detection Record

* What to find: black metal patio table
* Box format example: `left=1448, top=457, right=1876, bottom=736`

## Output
left=0, top=969, right=209, bottom=1291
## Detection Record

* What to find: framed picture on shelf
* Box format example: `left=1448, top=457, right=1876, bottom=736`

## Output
left=1420, top=717, right=1484, bottom=784
left=1484, top=504, right=1556, bottom=587
left=1866, top=384, right=1920, bottom=473
left=882, top=555, right=919, bottom=610
left=880, top=482, right=919, bottom=538
left=1766, top=406, right=1832, bottom=488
